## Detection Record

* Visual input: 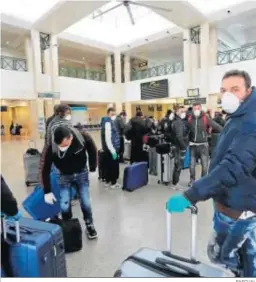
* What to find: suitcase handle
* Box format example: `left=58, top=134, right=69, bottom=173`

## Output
left=2, top=217, right=20, bottom=243
left=166, top=206, right=198, bottom=262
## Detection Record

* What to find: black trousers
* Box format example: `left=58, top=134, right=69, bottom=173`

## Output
left=172, top=147, right=186, bottom=185
left=119, top=136, right=124, bottom=162
left=104, top=150, right=120, bottom=185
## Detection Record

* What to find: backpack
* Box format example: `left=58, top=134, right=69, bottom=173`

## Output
left=187, top=114, right=212, bottom=135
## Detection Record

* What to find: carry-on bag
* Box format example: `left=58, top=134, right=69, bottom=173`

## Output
left=123, top=140, right=131, bottom=160
left=2, top=217, right=67, bottom=277
left=123, top=162, right=148, bottom=192
left=157, top=151, right=174, bottom=185
left=23, top=141, right=41, bottom=186
left=48, top=217, right=82, bottom=253
left=113, top=207, right=234, bottom=278
left=183, top=147, right=190, bottom=169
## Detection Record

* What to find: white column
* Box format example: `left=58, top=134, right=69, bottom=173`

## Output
left=50, top=35, right=59, bottom=93
left=200, top=23, right=210, bottom=97
left=183, top=29, right=192, bottom=89
left=124, top=55, right=131, bottom=82
left=114, top=50, right=122, bottom=113
left=191, top=43, right=200, bottom=87
left=125, top=102, right=132, bottom=120
left=24, top=38, right=33, bottom=72
left=105, top=55, right=112, bottom=82
left=209, top=26, right=218, bottom=66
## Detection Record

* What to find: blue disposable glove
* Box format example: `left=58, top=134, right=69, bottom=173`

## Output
left=112, top=152, right=118, bottom=160
left=166, top=194, right=191, bottom=213
left=6, top=210, right=22, bottom=221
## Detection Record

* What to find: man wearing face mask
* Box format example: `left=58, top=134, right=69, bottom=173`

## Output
left=167, top=70, right=256, bottom=277
left=187, top=103, right=222, bottom=186
left=101, top=107, right=121, bottom=189
left=159, top=110, right=174, bottom=134
left=171, top=106, right=189, bottom=189
left=41, top=126, right=98, bottom=239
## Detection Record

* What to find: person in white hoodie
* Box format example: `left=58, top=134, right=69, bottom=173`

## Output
left=101, top=107, right=121, bottom=189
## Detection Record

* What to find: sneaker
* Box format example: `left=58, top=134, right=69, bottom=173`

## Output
left=104, top=182, right=110, bottom=188
left=110, top=183, right=122, bottom=189
left=171, top=183, right=184, bottom=191
left=86, top=223, right=98, bottom=240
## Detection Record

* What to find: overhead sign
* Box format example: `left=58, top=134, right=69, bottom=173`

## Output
left=141, top=79, right=169, bottom=100
left=187, top=88, right=200, bottom=97
left=38, top=92, right=60, bottom=99
left=184, top=98, right=207, bottom=106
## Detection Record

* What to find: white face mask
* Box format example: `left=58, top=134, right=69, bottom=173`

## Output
left=180, top=113, right=186, bottom=119
left=58, top=145, right=70, bottom=152
left=169, top=113, right=174, bottom=120
left=65, top=114, right=72, bottom=121
left=111, top=115, right=116, bottom=121
left=221, top=92, right=241, bottom=114
left=194, top=110, right=201, bottom=117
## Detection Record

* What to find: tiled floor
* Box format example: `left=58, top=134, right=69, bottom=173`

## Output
left=1, top=132, right=214, bottom=277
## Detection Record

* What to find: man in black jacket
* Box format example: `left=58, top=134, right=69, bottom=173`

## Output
left=171, top=106, right=189, bottom=189
left=115, top=111, right=126, bottom=163
left=41, top=126, right=98, bottom=239
left=187, top=103, right=223, bottom=186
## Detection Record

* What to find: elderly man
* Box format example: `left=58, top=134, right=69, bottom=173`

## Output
left=167, top=70, right=256, bottom=277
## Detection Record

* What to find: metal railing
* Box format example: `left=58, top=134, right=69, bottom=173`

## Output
left=131, top=61, right=184, bottom=81
left=1, top=56, right=27, bottom=71
left=59, top=66, right=106, bottom=82
left=217, top=44, right=256, bottom=65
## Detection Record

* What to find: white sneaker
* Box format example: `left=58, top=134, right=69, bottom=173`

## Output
left=104, top=182, right=110, bottom=188
left=110, top=183, right=122, bottom=189
left=171, top=183, right=183, bottom=191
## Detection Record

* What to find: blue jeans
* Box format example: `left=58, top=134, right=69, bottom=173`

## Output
left=207, top=211, right=256, bottom=277
left=58, top=170, right=93, bottom=225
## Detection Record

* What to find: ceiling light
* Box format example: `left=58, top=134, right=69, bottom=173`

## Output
left=6, top=41, right=10, bottom=45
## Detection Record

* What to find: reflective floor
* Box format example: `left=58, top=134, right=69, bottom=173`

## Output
left=1, top=132, right=214, bottom=277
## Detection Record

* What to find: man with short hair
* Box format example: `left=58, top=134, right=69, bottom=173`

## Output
left=167, top=70, right=256, bottom=277
left=41, top=126, right=98, bottom=239
left=171, top=106, right=189, bottom=189
left=187, top=103, right=222, bottom=186
left=101, top=107, right=121, bottom=189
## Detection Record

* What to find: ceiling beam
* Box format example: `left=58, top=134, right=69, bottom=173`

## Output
left=33, top=1, right=108, bottom=34
left=217, top=29, right=240, bottom=49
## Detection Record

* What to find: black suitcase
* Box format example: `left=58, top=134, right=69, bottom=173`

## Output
left=114, top=207, right=234, bottom=278
left=98, top=150, right=106, bottom=181
left=49, top=218, right=82, bottom=253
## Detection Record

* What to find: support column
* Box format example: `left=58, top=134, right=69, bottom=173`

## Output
left=200, top=23, right=210, bottom=97
left=191, top=43, right=200, bottom=87
left=124, top=55, right=131, bottom=82
left=183, top=29, right=192, bottom=89
left=125, top=103, right=132, bottom=120
left=105, top=55, right=112, bottom=83
left=24, top=38, right=33, bottom=72
left=209, top=26, right=218, bottom=66
left=114, top=50, right=122, bottom=114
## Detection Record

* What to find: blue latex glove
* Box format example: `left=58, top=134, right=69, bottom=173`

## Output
left=112, top=152, right=118, bottom=160
left=6, top=210, right=22, bottom=221
left=166, top=194, right=191, bottom=213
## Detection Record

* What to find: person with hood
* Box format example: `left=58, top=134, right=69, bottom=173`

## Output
left=41, top=126, right=98, bottom=239
left=167, top=70, right=256, bottom=277
left=101, top=107, right=121, bottom=189
left=115, top=111, right=126, bottom=163
left=125, top=111, right=148, bottom=164
left=187, top=103, right=222, bottom=186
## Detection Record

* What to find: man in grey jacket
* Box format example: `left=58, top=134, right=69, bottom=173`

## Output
left=115, top=111, right=126, bottom=163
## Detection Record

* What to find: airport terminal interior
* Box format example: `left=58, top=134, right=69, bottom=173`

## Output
left=1, top=0, right=256, bottom=278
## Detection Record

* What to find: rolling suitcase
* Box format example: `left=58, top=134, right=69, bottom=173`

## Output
left=123, top=141, right=131, bottom=160
left=2, top=217, right=67, bottom=277
left=123, top=162, right=148, bottom=192
left=113, top=207, right=234, bottom=278
left=23, top=141, right=41, bottom=187
left=157, top=153, right=174, bottom=185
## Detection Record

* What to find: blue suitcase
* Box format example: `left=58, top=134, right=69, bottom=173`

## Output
left=123, top=162, right=148, bottom=191
left=2, top=217, right=67, bottom=277
left=23, top=172, right=76, bottom=220
left=183, top=147, right=190, bottom=169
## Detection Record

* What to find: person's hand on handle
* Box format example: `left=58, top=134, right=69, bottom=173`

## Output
left=166, top=194, right=192, bottom=213
left=6, top=210, right=22, bottom=221
left=44, top=192, right=57, bottom=205
left=112, top=152, right=118, bottom=160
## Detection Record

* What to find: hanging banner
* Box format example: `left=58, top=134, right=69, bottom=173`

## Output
left=38, top=92, right=60, bottom=99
